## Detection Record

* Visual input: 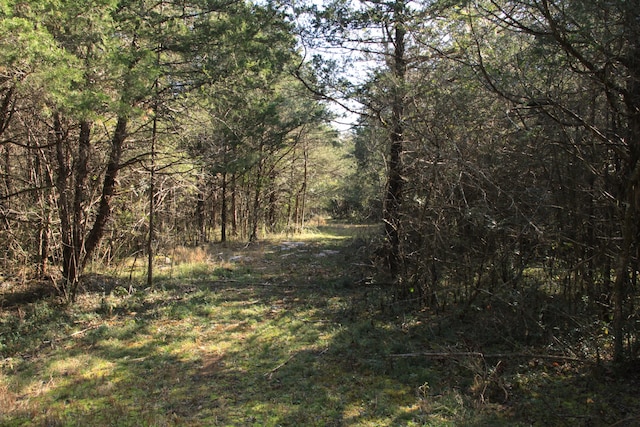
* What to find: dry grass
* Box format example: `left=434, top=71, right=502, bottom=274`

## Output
left=168, top=246, right=210, bottom=265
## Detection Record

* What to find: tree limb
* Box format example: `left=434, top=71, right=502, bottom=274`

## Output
left=389, top=351, right=587, bottom=362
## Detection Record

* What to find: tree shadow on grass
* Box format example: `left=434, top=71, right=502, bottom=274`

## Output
left=0, top=280, right=56, bottom=308
left=5, top=282, right=638, bottom=426
left=3, top=224, right=639, bottom=426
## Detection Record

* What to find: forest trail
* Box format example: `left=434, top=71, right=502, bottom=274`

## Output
left=1, top=222, right=639, bottom=426
left=189, top=222, right=375, bottom=290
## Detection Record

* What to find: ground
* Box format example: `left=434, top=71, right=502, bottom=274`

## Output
left=1, top=223, right=639, bottom=426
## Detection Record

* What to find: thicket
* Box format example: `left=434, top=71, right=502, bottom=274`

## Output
left=308, top=0, right=640, bottom=362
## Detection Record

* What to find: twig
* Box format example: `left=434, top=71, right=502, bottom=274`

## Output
left=389, top=351, right=586, bottom=363
left=68, top=325, right=101, bottom=338
left=265, top=353, right=298, bottom=379
left=41, top=324, right=102, bottom=346
left=31, top=324, right=103, bottom=356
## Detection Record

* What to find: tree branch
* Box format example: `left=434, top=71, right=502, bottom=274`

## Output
left=389, top=351, right=587, bottom=363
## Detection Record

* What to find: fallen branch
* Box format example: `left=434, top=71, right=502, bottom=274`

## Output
left=608, top=416, right=640, bottom=427
left=20, top=324, right=104, bottom=359
left=41, top=324, right=102, bottom=346
left=265, top=353, right=299, bottom=379
left=68, top=325, right=102, bottom=338
left=389, top=351, right=586, bottom=363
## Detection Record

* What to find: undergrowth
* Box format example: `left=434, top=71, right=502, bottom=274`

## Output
left=1, top=223, right=639, bottom=426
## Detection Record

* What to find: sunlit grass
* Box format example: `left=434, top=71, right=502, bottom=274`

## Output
left=1, top=223, right=638, bottom=426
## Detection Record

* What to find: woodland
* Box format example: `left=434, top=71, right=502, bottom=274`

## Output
left=1, top=0, right=640, bottom=425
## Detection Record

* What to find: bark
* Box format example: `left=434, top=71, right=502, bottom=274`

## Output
left=53, top=114, right=77, bottom=300
left=54, top=118, right=93, bottom=300
left=73, top=120, right=91, bottom=264
left=267, top=170, right=277, bottom=232
left=221, top=171, right=227, bottom=242
left=0, top=86, right=16, bottom=137
left=0, top=145, right=10, bottom=230
left=612, top=161, right=640, bottom=361
left=83, top=116, right=127, bottom=276
left=231, top=172, right=238, bottom=236
left=383, top=3, right=406, bottom=276
left=37, top=144, right=56, bottom=277
left=299, top=143, right=308, bottom=231
left=249, top=152, right=265, bottom=242
left=196, top=186, right=206, bottom=244
left=147, top=113, right=157, bottom=289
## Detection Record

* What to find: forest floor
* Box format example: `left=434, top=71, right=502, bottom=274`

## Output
left=1, top=222, right=639, bottom=426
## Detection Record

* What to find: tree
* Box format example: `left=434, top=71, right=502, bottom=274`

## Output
left=293, top=0, right=446, bottom=278
left=0, top=0, right=319, bottom=301
left=294, top=0, right=639, bottom=361
left=0, top=2, right=84, bottom=280
left=183, top=71, right=332, bottom=242
left=461, top=0, right=640, bottom=361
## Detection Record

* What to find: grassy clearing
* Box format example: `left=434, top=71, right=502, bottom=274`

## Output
left=1, top=223, right=639, bottom=426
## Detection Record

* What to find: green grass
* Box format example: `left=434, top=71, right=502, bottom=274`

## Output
left=1, top=223, right=639, bottom=426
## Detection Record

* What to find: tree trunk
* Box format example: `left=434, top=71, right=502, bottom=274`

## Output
left=249, top=153, right=265, bottom=242
left=231, top=172, right=238, bottom=236
left=0, top=86, right=15, bottom=137
left=73, top=119, right=91, bottom=264
left=82, top=115, right=127, bottom=289
left=221, top=171, right=227, bottom=242
left=612, top=160, right=640, bottom=361
left=54, top=118, right=93, bottom=301
left=147, top=112, right=157, bottom=289
left=53, top=114, right=78, bottom=300
left=36, top=147, right=54, bottom=278
left=299, top=144, right=308, bottom=231
left=196, top=181, right=206, bottom=245
left=267, top=170, right=277, bottom=232
left=383, top=1, right=406, bottom=276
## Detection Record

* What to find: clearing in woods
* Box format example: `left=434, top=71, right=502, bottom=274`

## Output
left=1, top=222, right=639, bottom=426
